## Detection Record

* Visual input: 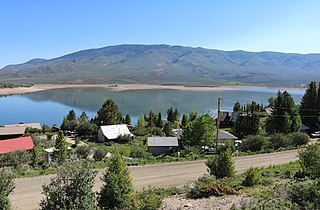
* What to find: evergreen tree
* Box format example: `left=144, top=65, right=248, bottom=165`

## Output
left=67, top=110, right=76, bottom=121
left=206, top=148, right=235, bottom=179
left=55, top=131, right=68, bottom=163
left=0, top=170, right=15, bottom=210
left=94, top=99, right=123, bottom=126
left=125, top=114, right=131, bottom=125
left=266, top=91, right=301, bottom=134
left=189, top=111, right=198, bottom=122
left=163, top=122, right=173, bottom=136
left=233, top=101, right=241, bottom=112
left=182, top=114, right=215, bottom=146
left=181, top=113, right=189, bottom=128
left=167, top=107, right=174, bottom=123
left=137, top=113, right=145, bottom=127
left=98, top=152, right=134, bottom=210
left=78, top=111, right=89, bottom=122
left=149, top=111, right=154, bottom=127
left=300, top=81, right=319, bottom=131
left=156, top=112, right=163, bottom=128
left=40, top=161, right=97, bottom=210
left=173, top=108, right=180, bottom=121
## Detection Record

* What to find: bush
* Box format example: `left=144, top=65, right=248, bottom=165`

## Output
left=187, top=175, right=236, bottom=199
left=242, top=167, right=261, bottom=186
left=0, top=170, right=15, bottom=210
left=135, top=187, right=163, bottom=210
left=93, top=148, right=107, bottom=161
left=289, top=180, right=320, bottom=209
left=289, top=132, right=309, bottom=146
left=269, top=133, right=292, bottom=149
left=299, top=144, right=320, bottom=178
left=132, top=126, right=149, bottom=136
left=180, top=146, right=200, bottom=157
left=240, top=135, right=269, bottom=152
left=240, top=198, right=299, bottom=210
left=130, top=148, right=152, bottom=159
left=75, top=145, right=91, bottom=159
left=0, top=150, right=32, bottom=168
left=206, top=148, right=235, bottom=179
left=40, top=161, right=97, bottom=210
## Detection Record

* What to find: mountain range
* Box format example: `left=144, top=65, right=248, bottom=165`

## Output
left=1, top=44, right=320, bottom=86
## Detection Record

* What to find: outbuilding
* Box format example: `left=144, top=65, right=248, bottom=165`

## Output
left=97, top=124, right=133, bottom=142
left=0, top=136, right=34, bottom=154
left=147, top=136, right=179, bottom=156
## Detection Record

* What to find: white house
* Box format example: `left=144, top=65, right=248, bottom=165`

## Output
left=97, top=124, right=133, bottom=142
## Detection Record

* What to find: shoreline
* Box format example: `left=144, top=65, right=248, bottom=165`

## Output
left=0, top=83, right=305, bottom=96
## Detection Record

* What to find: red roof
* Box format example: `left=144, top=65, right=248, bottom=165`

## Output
left=0, top=136, right=34, bottom=154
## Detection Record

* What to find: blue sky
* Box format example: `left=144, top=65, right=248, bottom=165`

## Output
left=1, top=0, right=320, bottom=68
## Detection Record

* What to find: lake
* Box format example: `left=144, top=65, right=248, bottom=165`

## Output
left=0, top=87, right=305, bottom=126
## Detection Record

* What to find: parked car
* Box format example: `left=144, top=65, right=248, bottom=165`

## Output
left=200, top=146, right=216, bottom=154
left=311, top=131, right=320, bottom=138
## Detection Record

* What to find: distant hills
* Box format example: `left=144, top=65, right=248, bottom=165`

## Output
left=1, top=44, right=320, bottom=86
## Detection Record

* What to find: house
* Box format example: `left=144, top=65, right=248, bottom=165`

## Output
left=0, top=126, right=26, bottom=140
left=216, top=130, right=238, bottom=146
left=219, top=112, right=233, bottom=128
left=0, top=136, right=34, bottom=154
left=147, top=136, right=179, bottom=156
left=97, top=124, right=133, bottom=142
left=4, top=122, right=42, bottom=130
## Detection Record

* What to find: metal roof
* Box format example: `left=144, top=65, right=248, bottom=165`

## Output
left=100, top=124, right=132, bottom=140
left=0, top=136, right=34, bottom=154
left=218, top=130, right=238, bottom=140
left=4, top=122, right=42, bottom=130
left=147, top=136, right=178, bottom=147
left=0, top=126, right=26, bottom=135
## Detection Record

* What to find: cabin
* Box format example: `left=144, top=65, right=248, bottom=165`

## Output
left=147, top=136, right=179, bottom=156
left=97, top=124, right=133, bottom=142
left=0, top=126, right=26, bottom=140
left=0, top=136, right=34, bottom=154
left=219, top=112, right=234, bottom=128
left=216, top=130, right=239, bottom=146
left=4, top=122, right=42, bottom=130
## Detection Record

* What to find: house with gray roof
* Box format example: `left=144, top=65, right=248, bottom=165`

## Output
left=0, top=126, right=26, bottom=140
left=216, top=130, right=239, bottom=146
left=147, top=136, right=179, bottom=156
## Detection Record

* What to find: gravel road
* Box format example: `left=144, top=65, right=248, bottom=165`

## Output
left=10, top=149, right=299, bottom=210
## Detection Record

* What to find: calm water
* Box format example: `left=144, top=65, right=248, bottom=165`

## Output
left=0, top=87, right=305, bottom=126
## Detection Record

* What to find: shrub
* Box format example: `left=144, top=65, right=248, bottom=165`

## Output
left=132, top=126, right=149, bottom=136
left=135, top=187, right=163, bottom=210
left=299, top=144, right=320, bottom=178
left=206, top=148, right=235, bottom=179
left=240, top=135, right=269, bottom=152
left=40, top=161, right=97, bottom=210
left=289, top=180, right=320, bottom=209
left=98, top=152, right=135, bottom=210
left=0, top=170, right=15, bottom=210
left=93, top=148, right=107, bottom=161
left=187, top=175, right=236, bottom=199
left=289, top=132, right=309, bottom=146
left=130, top=148, right=152, bottom=159
left=180, top=146, right=200, bottom=157
left=75, top=145, right=91, bottom=159
left=240, top=198, right=299, bottom=210
left=269, top=133, right=292, bottom=149
left=0, top=150, right=32, bottom=168
left=242, top=167, right=261, bottom=187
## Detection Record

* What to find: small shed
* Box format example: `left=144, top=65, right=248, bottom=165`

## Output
left=217, top=130, right=238, bottom=146
left=0, top=136, right=34, bottom=154
left=147, top=136, right=179, bottom=156
left=97, top=124, right=133, bottom=142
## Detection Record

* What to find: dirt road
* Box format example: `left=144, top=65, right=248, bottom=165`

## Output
left=10, top=150, right=299, bottom=210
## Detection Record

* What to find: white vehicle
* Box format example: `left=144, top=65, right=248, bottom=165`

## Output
left=311, top=131, right=320, bottom=138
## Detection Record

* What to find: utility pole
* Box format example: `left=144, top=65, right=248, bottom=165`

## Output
left=216, top=97, right=221, bottom=151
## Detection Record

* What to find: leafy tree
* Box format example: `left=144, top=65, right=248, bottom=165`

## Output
left=67, top=109, right=76, bottom=121
left=0, top=170, right=15, bottom=210
left=266, top=91, right=301, bottom=134
left=125, top=114, right=131, bottom=125
left=300, top=81, right=320, bottom=131
left=167, top=107, right=174, bottom=123
left=189, top=111, right=198, bottom=122
left=94, top=99, right=123, bottom=126
left=137, top=113, right=145, bottom=127
left=156, top=112, right=163, bottom=128
left=163, top=122, right=173, bottom=136
left=181, top=113, right=189, bottom=128
left=40, top=161, right=97, bottom=210
left=182, top=114, right=215, bottom=146
left=206, top=148, right=235, bottom=179
left=55, top=131, right=68, bottom=163
left=239, top=135, right=270, bottom=152
left=98, top=152, right=134, bottom=210
left=299, top=144, right=320, bottom=179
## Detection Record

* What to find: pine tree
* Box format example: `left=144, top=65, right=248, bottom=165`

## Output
left=167, top=107, right=174, bottom=123
left=157, top=112, right=163, bottom=128
left=206, top=148, right=235, bottom=179
left=149, top=111, right=154, bottom=127
left=300, top=81, right=319, bottom=131
left=55, top=131, right=68, bottom=163
left=125, top=114, right=131, bottom=125
left=181, top=113, right=189, bottom=128
left=137, top=113, right=145, bottom=127
left=67, top=110, right=76, bottom=121
left=233, top=101, right=241, bottom=112
left=173, top=108, right=180, bottom=121
left=98, top=152, right=134, bottom=210
left=94, top=99, right=123, bottom=126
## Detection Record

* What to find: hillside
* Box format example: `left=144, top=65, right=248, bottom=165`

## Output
left=1, top=44, right=320, bottom=86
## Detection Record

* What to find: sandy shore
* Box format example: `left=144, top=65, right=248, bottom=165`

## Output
left=0, top=84, right=305, bottom=96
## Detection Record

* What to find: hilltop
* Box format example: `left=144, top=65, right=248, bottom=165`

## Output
left=1, top=44, right=320, bottom=86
